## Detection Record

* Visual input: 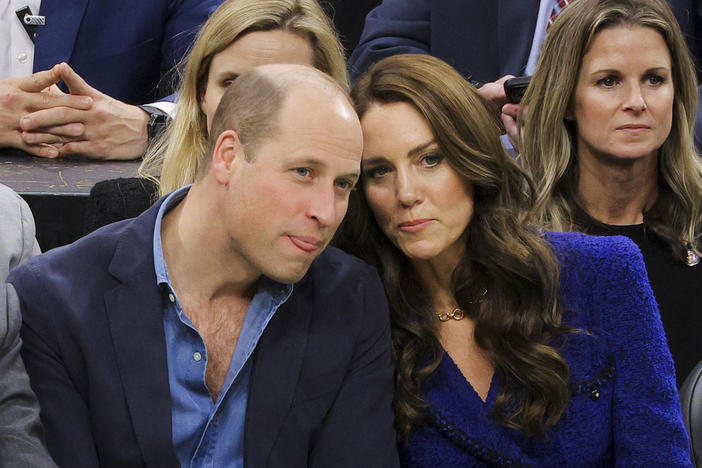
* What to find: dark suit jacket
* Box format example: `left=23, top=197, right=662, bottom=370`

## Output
left=9, top=196, right=399, bottom=468
left=349, top=0, right=701, bottom=83
left=33, top=0, right=222, bottom=103
left=348, top=0, right=540, bottom=82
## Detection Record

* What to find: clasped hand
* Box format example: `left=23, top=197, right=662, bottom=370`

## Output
left=1, top=62, right=148, bottom=160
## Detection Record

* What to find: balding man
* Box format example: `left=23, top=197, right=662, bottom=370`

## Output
left=9, top=64, right=400, bottom=468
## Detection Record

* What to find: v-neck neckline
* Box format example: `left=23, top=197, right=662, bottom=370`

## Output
left=441, top=350, right=500, bottom=408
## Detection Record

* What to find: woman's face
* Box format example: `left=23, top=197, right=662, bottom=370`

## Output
left=571, top=25, right=674, bottom=163
left=360, top=101, right=474, bottom=264
left=200, top=29, right=314, bottom=131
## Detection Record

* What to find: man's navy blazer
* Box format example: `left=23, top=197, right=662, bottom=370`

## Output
left=33, top=0, right=221, bottom=103
left=349, top=0, right=701, bottom=83
left=8, top=196, right=400, bottom=467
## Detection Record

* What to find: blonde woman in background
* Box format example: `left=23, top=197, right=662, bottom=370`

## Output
left=520, top=0, right=702, bottom=385
left=139, top=0, right=348, bottom=195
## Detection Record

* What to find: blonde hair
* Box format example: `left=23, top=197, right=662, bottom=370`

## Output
left=520, top=0, right=702, bottom=261
left=139, top=0, right=348, bottom=196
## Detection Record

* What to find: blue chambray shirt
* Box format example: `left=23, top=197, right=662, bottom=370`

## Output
left=153, top=186, right=293, bottom=467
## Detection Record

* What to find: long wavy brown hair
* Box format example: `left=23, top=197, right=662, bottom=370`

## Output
left=520, top=0, right=702, bottom=261
left=335, top=54, right=570, bottom=440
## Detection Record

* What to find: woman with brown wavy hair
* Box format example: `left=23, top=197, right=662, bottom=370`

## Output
left=520, top=0, right=702, bottom=385
left=335, top=53, right=691, bottom=466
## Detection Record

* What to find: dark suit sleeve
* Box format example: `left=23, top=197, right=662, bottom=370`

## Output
left=605, top=241, right=693, bottom=466
left=308, top=272, right=400, bottom=468
left=12, top=270, right=101, bottom=468
left=0, top=284, right=56, bottom=468
left=348, top=0, right=430, bottom=81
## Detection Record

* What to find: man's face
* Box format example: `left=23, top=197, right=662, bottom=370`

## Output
left=220, top=88, right=362, bottom=284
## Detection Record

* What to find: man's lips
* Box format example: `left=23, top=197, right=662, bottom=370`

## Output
left=398, top=219, right=433, bottom=232
left=287, top=235, right=322, bottom=253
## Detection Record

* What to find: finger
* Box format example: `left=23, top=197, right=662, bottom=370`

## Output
left=494, top=74, right=516, bottom=85
left=59, top=141, right=103, bottom=159
left=478, top=82, right=509, bottom=108
left=18, top=65, right=62, bottom=93
left=41, top=84, right=65, bottom=94
left=20, top=143, right=60, bottom=158
left=22, top=125, right=85, bottom=145
left=23, top=90, right=92, bottom=113
left=501, top=103, right=520, bottom=118
left=55, top=62, right=97, bottom=97
left=501, top=113, right=520, bottom=152
left=20, top=107, right=88, bottom=131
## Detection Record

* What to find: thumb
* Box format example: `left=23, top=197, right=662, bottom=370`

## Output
left=18, top=64, right=63, bottom=92
left=55, top=62, right=97, bottom=97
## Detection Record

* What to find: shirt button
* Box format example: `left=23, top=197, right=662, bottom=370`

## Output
left=17, top=53, right=28, bottom=64
left=590, top=388, right=600, bottom=401
left=193, top=352, right=202, bottom=362
left=168, top=293, right=175, bottom=303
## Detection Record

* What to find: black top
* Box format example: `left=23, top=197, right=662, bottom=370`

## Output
left=575, top=209, right=702, bottom=387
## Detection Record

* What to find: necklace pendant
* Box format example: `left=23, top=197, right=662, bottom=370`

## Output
left=450, top=308, right=464, bottom=320
left=686, top=249, right=700, bottom=267
left=437, top=312, right=450, bottom=322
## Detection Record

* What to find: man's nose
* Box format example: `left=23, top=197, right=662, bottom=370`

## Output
left=308, top=184, right=337, bottom=227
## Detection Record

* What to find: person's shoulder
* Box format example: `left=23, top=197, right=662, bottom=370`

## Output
left=306, top=246, right=377, bottom=283
left=8, top=215, right=142, bottom=289
left=546, top=231, right=654, bottom=328
left=0, top=183, right=24, bottom=210
left=296, top=246, right=387, bottom=319
left=0, top=184, right=35, bottom=266
left=545, top=231, right=643, bottom=272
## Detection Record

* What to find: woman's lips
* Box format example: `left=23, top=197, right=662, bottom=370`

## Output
left=398, top=219, right=434, bottom=232
left=617, top=124, right=650, bottom=133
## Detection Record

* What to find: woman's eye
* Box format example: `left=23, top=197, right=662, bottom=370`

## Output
left=597, top=76, right=618, bottom=88
left=421, top=153, right=443, bottom=167
left=220, top=76, right=238, bottom=88
left=646, top=74, right=665, bottom=86
left=366, top=166, right=390, bottom=179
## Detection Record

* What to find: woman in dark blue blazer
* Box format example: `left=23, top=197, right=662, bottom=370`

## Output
left=335, top=51, right=692, bottom=466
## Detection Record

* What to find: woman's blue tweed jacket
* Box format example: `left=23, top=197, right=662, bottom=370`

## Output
left=400, top=232, right=692, bottom=467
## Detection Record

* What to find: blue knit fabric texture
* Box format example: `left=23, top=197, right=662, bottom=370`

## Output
left=400, top=232, right=692, bottom=467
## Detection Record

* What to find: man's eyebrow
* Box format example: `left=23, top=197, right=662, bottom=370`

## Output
left=296, top=158, right=360, bottom=178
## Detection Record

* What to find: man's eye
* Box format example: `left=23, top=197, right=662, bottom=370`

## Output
left=294, top=168, right=311, bottom=178
left=335, top=179, right=354, bottom=191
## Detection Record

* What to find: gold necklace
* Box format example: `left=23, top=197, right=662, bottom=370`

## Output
left=437, top=308, right=465, bottom=322
left=435, top=289, right=487, bottom=322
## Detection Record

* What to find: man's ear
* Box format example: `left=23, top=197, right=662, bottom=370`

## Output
left=211, top=129, right=247, bottom=185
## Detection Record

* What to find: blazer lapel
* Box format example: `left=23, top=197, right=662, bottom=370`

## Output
left=244, top=287, right=313, bottom=467
left=34, top=0, right=89, bottom=72
left=103, top=200, right=179, bottom=468
left=425, top=355, right=537, bottom=466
